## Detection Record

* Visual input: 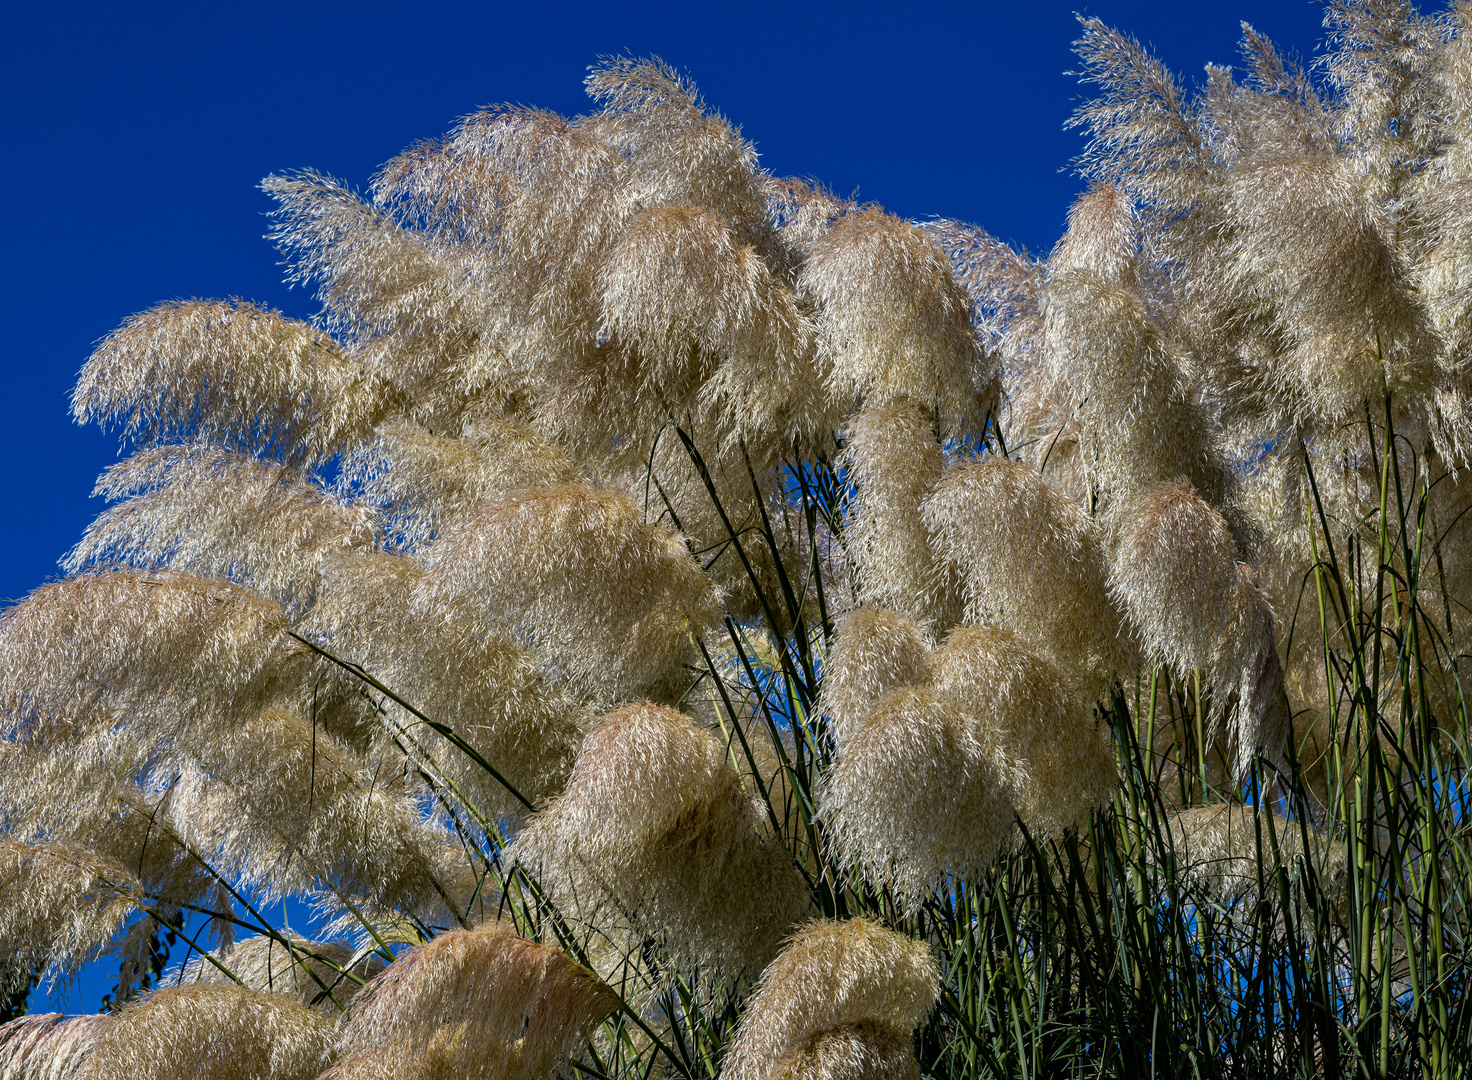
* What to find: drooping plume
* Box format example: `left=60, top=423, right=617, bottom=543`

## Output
left=0, top=1013, right=106, bottom=1080
left=841, top=401, right=956, bottom=628
left=508, top=702, right=807, bottom=980
left=923, top=455, right=1130, bottom=688
left=325, top=926, right=618, bottom=1080
left=819, top=608, right=934, bottom=751
left=73, top=986, right=337, bottom=1080
left=803, top=208, right=991, bottom=431
left=419, top=485, right=721, bottom=703
left=933, top=625, right=1115, bottom=837
left=721, top=919, right=939, bottom=1080
left=72, top=300, right=387, bottom=467
left=64, top=446, right=376, bottom=604
left=818, top=687, right=1021, bottom=899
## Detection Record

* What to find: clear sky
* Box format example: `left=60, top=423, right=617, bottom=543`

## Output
left=4, top=0, right=1330, bottom=1011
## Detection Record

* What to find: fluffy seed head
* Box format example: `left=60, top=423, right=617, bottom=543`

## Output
left=721, top=919, right=938, bottom=1080
left=0, top=1013, right=106, bottom=1080
left=934, top=625, right=1115, bottom=837
left=0, top=842, right=141, bottom=997
left=64, top=446, right=376, bottom=605
left=819, top=608, right=934, bottom=751
left=1111, top=480, right=1238, bottom=673
left=1051, top=183, right=1139, bottom=285
left=804, top=208, right=990, bottom=430
left=818, top=687, right=1020, bottom=899
left=923, top=456, right=1129, bottom=688
left=419, top=484, right=721, bottom=703
left=74, top=985, right=337, bottom=1080
left=1221, top=153, right=1435, bottom=424
left=841, top=401, right=957, bottom=628
left=72, top=300, right=386, bottom=466
left=509, top=702, right=806, bottom=979
left=329, top=926, right=617, bottom=1080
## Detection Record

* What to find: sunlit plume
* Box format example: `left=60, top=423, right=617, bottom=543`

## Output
left=722, top=919, right=939, bottom=1080
left=508, top=702, right=807, bottom=980
left=325, top=926, right=618, bottom=1080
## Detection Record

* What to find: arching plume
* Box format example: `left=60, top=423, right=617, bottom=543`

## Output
left=419, top=485, right=722, bottom=703
left=72, top=300, right=387, bottom=467
left=817, top=687, right=1020, bottom=899
left=73, top=986, right=337, bottom=1080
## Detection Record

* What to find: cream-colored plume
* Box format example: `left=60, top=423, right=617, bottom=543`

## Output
left=1220, top=153, right=1434, bottom=426
left=162, top=706, right=461, bottom=926
left=1110, top=480, right=1239, bottom=674
left=818, top=608, right=934, bottom=751
left=934, top=625, right=1115, bottom=838
left=343, top=416, right=579, bottom=548
left=923, top=455, right=1129, bottom=688
left=1043, top=187, right=1230, bottom=508
left=803, top=208, right=989, bottom=431
left=306, top=550, right=588, bottom=820
left=74, top=985, right=336, bottom=1080
left=0, top=1013, right=105, bottom=1080
left=72, top=300, right=385, bottom=467
left=721, top=919, right=938, bottom=1080
left=1169, top=804, right=1347, bottom=909
left=509, top=702, right=807, bottom=980
left=326, top=926, right=618, bottom=1080
left=0, top=570, right=303, bottom=762
left=841, top=401, right=957, bottom=628
left=64, top=446, right=375, bottom=604
left=0, top=841, right=141, bottom=996
left=263, top=171, right=499, bottom=418
left=419, top=484, right=721, bottom=703
left=818, top=687, right=1020, bottom=899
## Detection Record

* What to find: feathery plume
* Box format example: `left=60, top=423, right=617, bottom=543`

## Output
left=841, top=401, right=957, bottom=629
left=163, top=705, right=462, bottom=925
left=584, top=57, right=769, bottom=242
left=721, top=919, right=938, bottom=1080
left=72, top=300, right=385, bottom=467
left=1218, top=152, right=1434, bottom=425
left=0, top=570, right=305, bottom=759
left=818, top=687, right=1020, bottom=899
left=1043, top=187, right=1231, bottom=507
left=0, top=842, right=141, bottom=997
left=922, top=456, right=1129, bottom=687
left=0, top=1013, right=105, bottom=1080
left=307, top=550, right=588, bottom=819
left=509, top=702, right=806, bottom=980
left=933, top=625, right=1115, bottom=837
left=818, top=608, right=934, bottom=751
left=263, top=171, right=500, bottom=418
left=63, top=446, right=376, bottom=604
left=803, top=208, right=989, bottom=430
left=1213, top=566, right=1291, bottom=779
left=342, top=417, right=579, bottom=548
left=327, top=926, right=617, bottom=1080
left=419, top=485, right=721, bottom=703
left=74, top=985, right=337, bottom=1080
left=1110, top=480, right=1239, bottom=674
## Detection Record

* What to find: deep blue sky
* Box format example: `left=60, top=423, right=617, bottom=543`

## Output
left=5, top=0, right=1327, bottom=1009
left=0, top=0, right=1331, bottom=613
